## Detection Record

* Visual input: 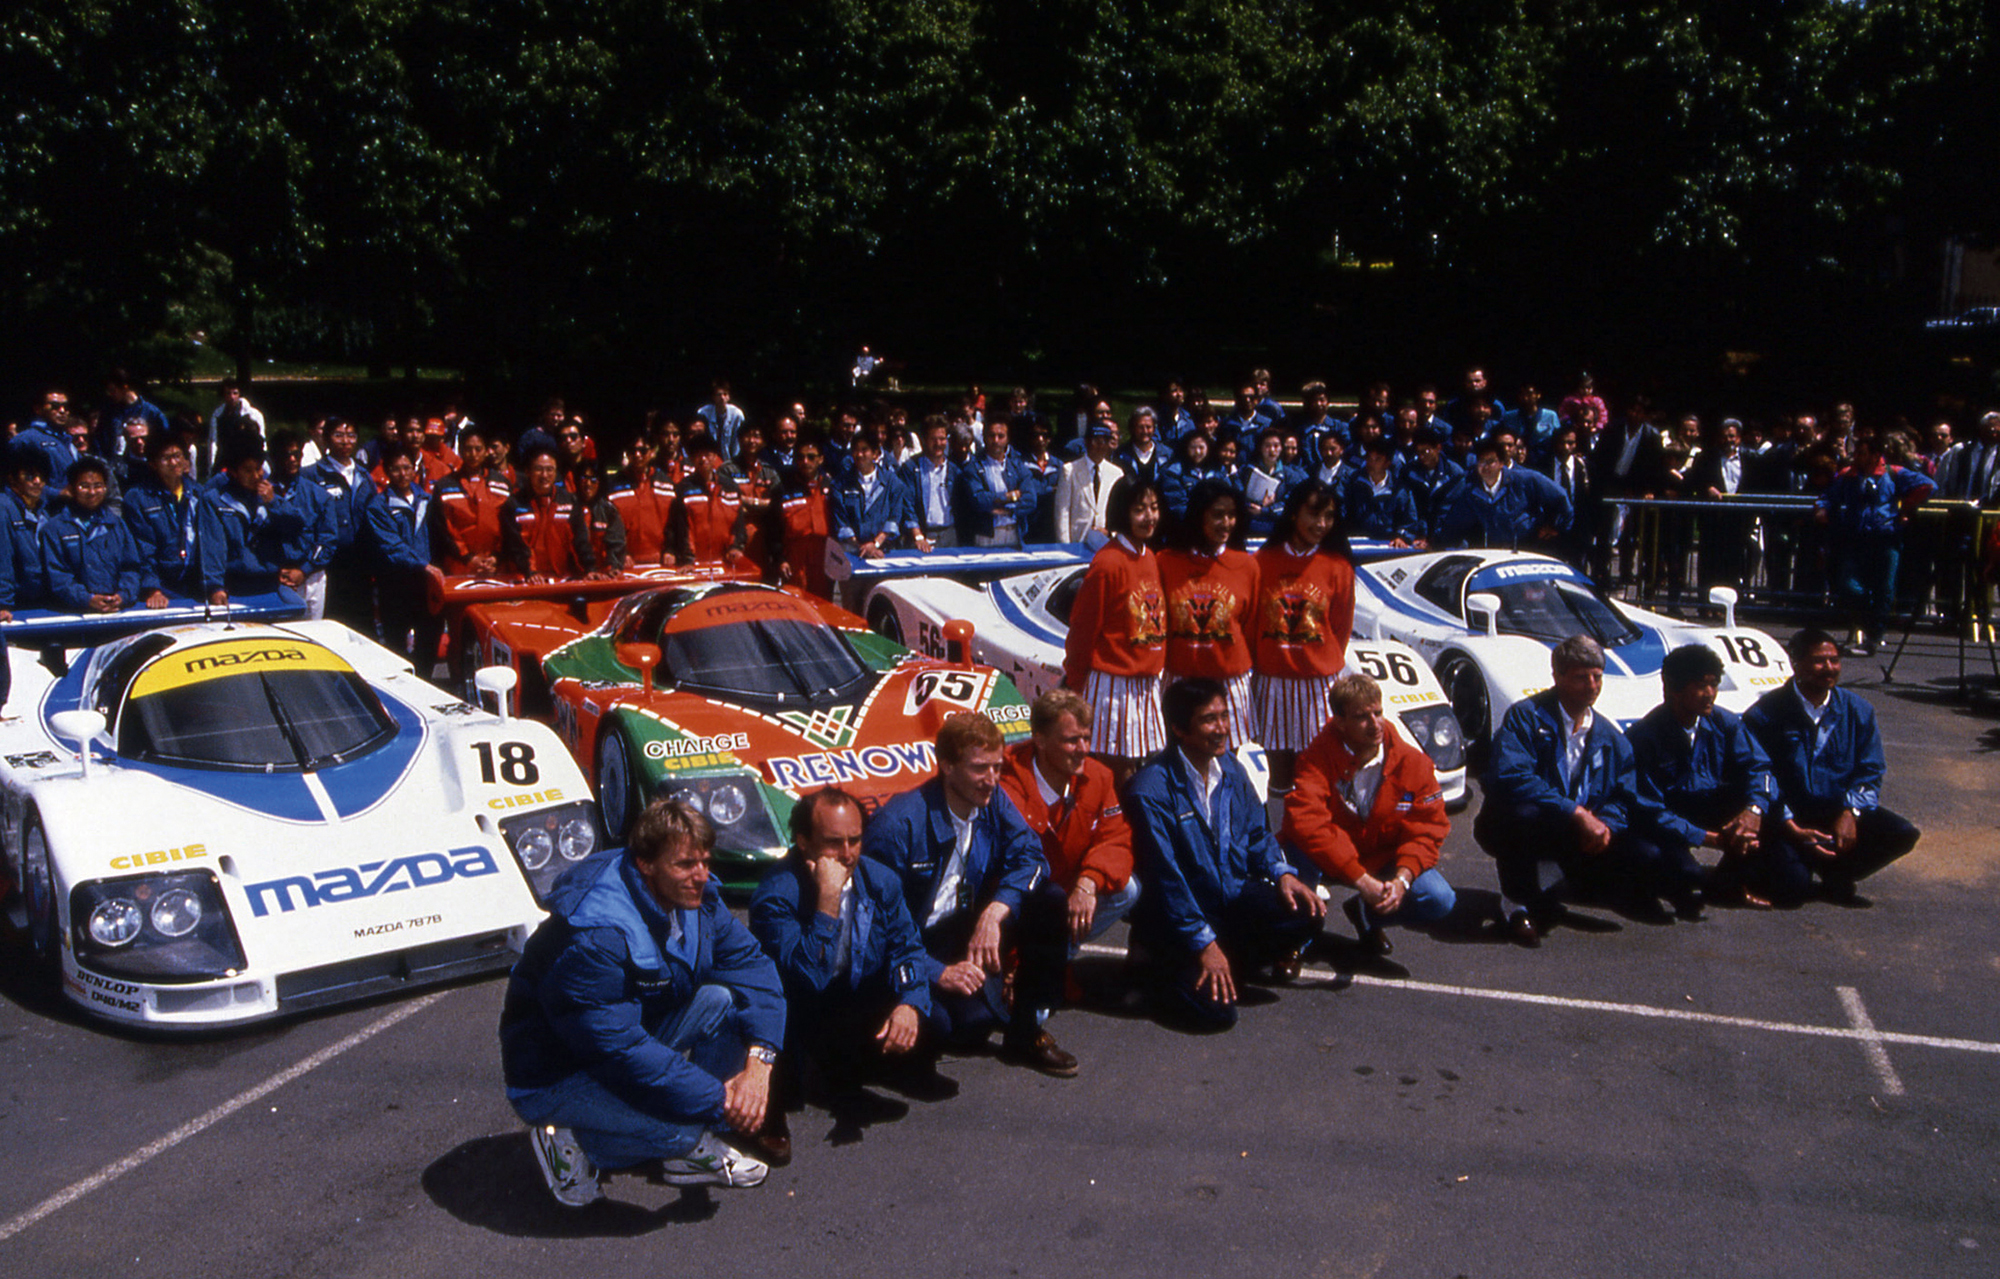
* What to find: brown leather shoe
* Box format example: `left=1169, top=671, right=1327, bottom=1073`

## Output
left=1504, top=910, right=1541, bottom=948
left=1344, top=897, right=1392, bottom=956
left=999, top=1028, right=1078, bottom=1077
left=1270, top=946, right=1306, bottom=981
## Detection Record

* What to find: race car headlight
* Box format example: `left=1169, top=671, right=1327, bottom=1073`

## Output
left=515, top=826, right=555, bottom=871
left=72, top=871, right=246, bottom=982
left=558, top=817, right=596, bottom=862
left=150, top=889, right=203, bottom=939
left=88, top=898, right=144, bottom=948
left=706, top=782, right=749, bottom=827
left=1400, top=705, right=1466, bottom=773
left=500, top=801, right=603, bottom=904
left=652, top=772, right=783, bottom=861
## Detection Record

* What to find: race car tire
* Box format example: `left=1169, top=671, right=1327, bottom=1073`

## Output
left=21, top=809, right=60, bottom=975
left=865, top=596, right=905, bottom=646
left=597, top=727, right=643, bottom=842
left=1438, top=653, right=1491, bottom=744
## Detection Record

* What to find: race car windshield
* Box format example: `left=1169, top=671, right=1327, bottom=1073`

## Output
left=663, top=618, right=871, bottom=703
left=122, top=670, right=397, bottom=772
left=1487, top=580, right=1642, bottom=647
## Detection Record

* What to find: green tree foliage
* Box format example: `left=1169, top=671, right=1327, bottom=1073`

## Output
left=0, top=0, right=1989, bottom=401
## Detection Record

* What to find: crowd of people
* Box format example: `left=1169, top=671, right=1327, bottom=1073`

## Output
left=10, top=366, right=1989, bottom=667
left=8, top=363, right=1942, bottom=1207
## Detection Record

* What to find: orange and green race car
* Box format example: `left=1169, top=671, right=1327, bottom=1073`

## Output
left=491, top=580, right=1030, bottom=890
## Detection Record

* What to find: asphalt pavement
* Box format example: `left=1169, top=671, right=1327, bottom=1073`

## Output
left=2, top=626, right=1996, bottom=1278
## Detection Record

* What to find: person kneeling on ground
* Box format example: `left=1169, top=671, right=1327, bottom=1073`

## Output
left=1125, top=676, right=1326, bottom=1031
left=1627, top=643, right=1782, bottom=906
left=1476, top=635, right=1705, bottom=945
left=862, top=711, right=1078, bottom=1077
left=500, top=799, right=785, bottom=1207
left=1281, top=673, right=1455, bottom=956
left=750, top=787, right=950, bottom=1136
left=1742, top=627, right=1920, bottom=905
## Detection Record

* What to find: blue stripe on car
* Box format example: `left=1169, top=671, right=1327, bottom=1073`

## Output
left=986, top=581, right=1067, bottom=646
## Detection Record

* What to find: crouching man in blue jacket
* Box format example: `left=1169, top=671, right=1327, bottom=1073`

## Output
left=1125, top=677, right=1326, bottom=1032
left=1475, top=635, right=1706, bottom=944
left=752, top=787, right=943, bottom=1135
left=500, top=799, right=785, bottom=1207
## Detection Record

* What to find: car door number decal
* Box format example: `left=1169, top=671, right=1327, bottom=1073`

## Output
left=1357, top=649, right=1421, bottom=685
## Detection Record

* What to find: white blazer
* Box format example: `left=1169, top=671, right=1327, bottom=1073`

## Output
left=1054, top=455, right=1124, bottom=543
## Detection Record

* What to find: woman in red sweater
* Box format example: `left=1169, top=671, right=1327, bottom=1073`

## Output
left=1159, top=477, right=1262, bottom=747
left=1061, top=477, right=1167, bottom=780
left=1253, top=479, right=1356, bottom=790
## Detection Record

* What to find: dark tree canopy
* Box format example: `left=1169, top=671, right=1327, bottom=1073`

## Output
left=0, top=0, right=1990, bottom=405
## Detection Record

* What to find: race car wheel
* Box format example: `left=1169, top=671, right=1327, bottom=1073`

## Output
left=597, top=728, right=642, bottom=842
left=21, top=810, right=60, bottom=972
left=1438, top=654, right=1491, bottom=744
left=866, top=596, right=905, bottom=646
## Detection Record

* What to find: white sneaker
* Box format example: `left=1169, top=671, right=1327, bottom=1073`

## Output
left=528, top=1124, right=603, bottom=1207
left=657, top=1130, right=768, bottom=1188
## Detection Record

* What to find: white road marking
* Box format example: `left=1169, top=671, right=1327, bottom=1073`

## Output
left=0, top=992, right=445, bottom=1243
left=1078, top=943, right=2000, bottom=1058
left=1837, top=985, right=1907, bottom=1096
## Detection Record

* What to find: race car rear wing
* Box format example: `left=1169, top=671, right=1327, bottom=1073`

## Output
left=425, top=564, right=759, bottom=614
left=0, top=586, right=306, bottom=647
left=826, top=541, right=1097, bottom=584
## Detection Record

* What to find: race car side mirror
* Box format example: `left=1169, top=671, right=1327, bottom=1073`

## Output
left=942, top=619, right=975, bottom=666
left=1467, top=592, right=1502, bottom=637
left=1708, top=585, right=1738, bottom=630
left=474, top=666, right=518, bottom=722
left=51, top=709, right=107, bottom=781
left=617, top=643, right=663, bottom=696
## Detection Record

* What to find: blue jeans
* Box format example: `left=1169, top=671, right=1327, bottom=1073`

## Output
left=509, top=984, right=743, bottom=1169
left=1834, top=534, right=1899, bottom=642
left=1350, top=868, right=1456, bottom=928
left=1073, top=875, right=1141, bottom=953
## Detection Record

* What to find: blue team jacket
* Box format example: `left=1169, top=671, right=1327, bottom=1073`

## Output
left=749, top=854, right=935, bottom=1016
left=122, top=478, right=226, bottom=596
left=1485, top=690, right=1641, bottom=833
left=367, top=488, right=431, bottom=571
left=862, top=778, right=1049, bottom=935
left=1343, top=474, right=1423, bottom=542
left=0, top=488, right=49, bottom=609
left=270, top=475, right=338, bottom=573
left=1435, top=467, right=1572, bottom=549
left=1626, top=703, right=1776, bottom=845
left=39, top=506, right=148, bottom=608
left=898, top=455, right=962, bottom=533
left=305, top=457, right=380, bottom=556
left=954, top=454, right=1039, bottom=540
left=1814, top=464, right=1935, bottom=538
left=1125, top=749, right=1299, bottom=953
left=833, top=468, right=909, bottom=547
left=1742, top=682, right=1886, bottom=821
left=499, top=851, right=785, bottom=1122
left=206, top=476, right=307, bottom=587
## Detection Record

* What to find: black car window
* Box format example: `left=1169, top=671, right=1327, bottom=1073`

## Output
left=1046, top=570, right=1087, bottom=627
left=1414, top=558, right=1479, bottom=615
left=662, top=617, right=870, bottom=703
left=1488, top=579, right=1643, bottom=646
left=122, top=670, right=397, bottom=771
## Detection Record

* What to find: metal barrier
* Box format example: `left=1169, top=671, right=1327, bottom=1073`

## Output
left=1616, top=495, right=1998, bottom=639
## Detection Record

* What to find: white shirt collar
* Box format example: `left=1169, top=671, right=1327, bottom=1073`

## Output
left=1031, top=758, right=1065, bottom=808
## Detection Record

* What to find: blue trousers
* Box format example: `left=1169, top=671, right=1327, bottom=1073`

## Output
left=508, top=984, right=744, bottom=1169
left=1350, top=868, right=1456, bottom=929
left=1834, top=534, right=1900, bottom=642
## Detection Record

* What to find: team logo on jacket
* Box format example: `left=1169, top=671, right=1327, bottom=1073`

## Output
left=1127, top=589, right=1166, bottom=646
left=1170, top=587, right=1238, bottom=644
left=1261, top=578, right=1326, bottom=645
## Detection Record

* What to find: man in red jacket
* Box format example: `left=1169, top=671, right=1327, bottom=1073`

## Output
left=1282, top=673, right=1456, bottom=955
left=998, top=689, right=1139, bottom=948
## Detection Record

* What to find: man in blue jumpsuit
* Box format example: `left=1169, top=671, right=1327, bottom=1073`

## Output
left=1125, top=677, right=1326, bottom=1031
left=1476, top=635, right=1705, bottom=943
left=862, top=711, right=1076, bottom=1076
left=1627, top=644, right=1779, bottom=907
left=1743, top=628, right=1920, bottom=905
left=751, top=787, right=943, bottom=1137
left=833, top=430, right=909, bottom=560
left=501, top=799, right=784, bottom=1207
left=1435, top=436, right=1571, bottom=551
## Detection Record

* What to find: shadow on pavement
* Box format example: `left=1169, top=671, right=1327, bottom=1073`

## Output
left=422, top=1133, right=718, bottom=1236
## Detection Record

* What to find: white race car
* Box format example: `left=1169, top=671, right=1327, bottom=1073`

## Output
left=1353, top=548, right=1792, bottom=740
left=0, top=620, right=599, bottom=1030
left=857, top=550, right=1468, bottom=805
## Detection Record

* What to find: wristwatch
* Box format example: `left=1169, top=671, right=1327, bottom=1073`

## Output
left=748, top=1045, right=778, bottom=1066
